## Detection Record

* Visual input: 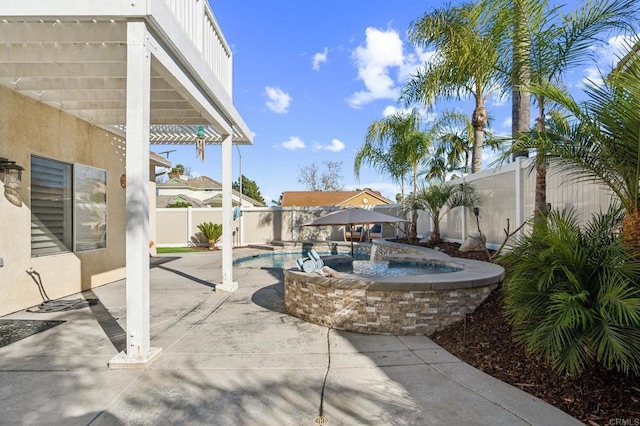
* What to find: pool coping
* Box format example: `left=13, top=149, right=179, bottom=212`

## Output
left=283, top=254, right=504, bottom=291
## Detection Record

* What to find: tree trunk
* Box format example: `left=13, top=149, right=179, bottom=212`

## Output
left=431, top=218, right=441, bottom=244
left=532, top=96, right=550, bottom=233
left=471, top=100, right=487, bottom=173
left=410, top=167, right=418, bottom=240
left=511, top=0, right=531, bottom=160
left=534, top=98, right=548, bottom=221
left=622, top=210, right=640, bottom=253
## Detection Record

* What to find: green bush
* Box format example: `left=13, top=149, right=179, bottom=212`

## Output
left=197, top=222, right=222, bottom=248
left=497, top=205, right=640, bottom=376
left=166, top=201, right=192, bottom=208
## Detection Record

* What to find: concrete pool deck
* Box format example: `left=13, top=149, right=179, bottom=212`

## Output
left=0, top=249, right=581, bottom=425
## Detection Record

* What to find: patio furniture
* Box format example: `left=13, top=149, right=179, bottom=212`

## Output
left=369, top=224, right=382, bottom=241
left=344, top=225, right=363, bottom=242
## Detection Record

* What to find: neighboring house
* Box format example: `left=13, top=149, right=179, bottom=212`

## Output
left=157, top=175, right=265, bottom=207
left=157, top=194, right=208, bottom=208
left=281, top=189, right=395, bottom=207
left=0, top=1, right=252, bottom=366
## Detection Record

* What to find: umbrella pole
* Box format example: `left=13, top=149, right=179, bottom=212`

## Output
left=350, top=224, right=354, bottom=257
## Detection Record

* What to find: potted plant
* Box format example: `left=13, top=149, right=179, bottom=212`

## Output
left=197, top=221, right=222, bottom=250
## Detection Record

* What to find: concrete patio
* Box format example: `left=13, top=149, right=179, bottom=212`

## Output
left=0, top=250, right=581, bottom=425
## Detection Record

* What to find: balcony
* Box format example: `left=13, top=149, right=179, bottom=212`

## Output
left=0, top=0, right=251, bottom=144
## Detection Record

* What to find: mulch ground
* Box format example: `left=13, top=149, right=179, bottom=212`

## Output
left=393, top=239, right=640, bottom=425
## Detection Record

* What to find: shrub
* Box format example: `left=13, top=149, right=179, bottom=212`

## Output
left=497, top=205, right=640, bottom=376
left=166, top=201, right=192, bottom=208
left=197, top=222, right=222, bottom=249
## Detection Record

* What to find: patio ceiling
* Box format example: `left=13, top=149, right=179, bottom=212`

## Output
left=0, top=18, right=251, bottom=145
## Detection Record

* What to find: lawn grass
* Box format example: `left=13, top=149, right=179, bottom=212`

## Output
left=156, top=247, right=204, bottom=253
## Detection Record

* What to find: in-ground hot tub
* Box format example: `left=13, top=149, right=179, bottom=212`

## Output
left=282, top=240, right=505, bottom=336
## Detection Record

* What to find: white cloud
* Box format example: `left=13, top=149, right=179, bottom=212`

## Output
left=381, top=105, right=437, bottom=123
left=490, top=92, right=509, bottom=107
left=581, top=35, right=637, bottom=88
left=325, top=138, right=345, bottom=152
left=281, top=136, right=305, bottom=150
left=347, top=27, right=438, bottom=109
left=312, top=47, right=328, bottom=71
left=265, top=86, right=292, bottom=113
left=398, top=46, right=436, bottom=83
left=311, top=138, right=346, bottom=152
left=502, top=117, right=512, bottom=129
left=348, top=27, right=404, bottom=108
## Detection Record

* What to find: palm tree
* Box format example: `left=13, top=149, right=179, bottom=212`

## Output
left=197, top=222, right=223, bottom=250
left=355, top=109, right=432, bottom=238
left=402, top=2, right=508, bottom=173
left=354, top=141, right=410, bottom=202
left=409, top=182, right=479, bottom=244
left=513, top=42, right=640, bottom=248
left=430, top=111, right=474, bottom=176
left=489, top=0, right=639, bottom=220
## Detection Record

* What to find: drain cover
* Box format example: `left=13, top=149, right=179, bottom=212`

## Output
left=313, top=415, right=328, bottom=425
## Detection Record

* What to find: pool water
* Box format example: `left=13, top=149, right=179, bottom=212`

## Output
left=234, top=252, right=462, bottom=276
left=344, top=261, right=461, bottom=276
left=234, top=251, right=367, bottom=268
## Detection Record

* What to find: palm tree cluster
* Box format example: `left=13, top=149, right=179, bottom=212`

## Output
left=353, top=0, right=640, bottom=377
left=355, top=0, right=638, bottom=201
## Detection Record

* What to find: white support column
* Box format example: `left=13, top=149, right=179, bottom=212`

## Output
left=219, top=134, right=237, bottom=292
left=110, top=20, right=161, bottom=369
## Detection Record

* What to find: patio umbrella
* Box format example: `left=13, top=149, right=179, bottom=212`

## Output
left=301, top=207, right=407, bottom=256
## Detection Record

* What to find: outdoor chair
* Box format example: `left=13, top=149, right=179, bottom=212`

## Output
left=369, top=224, right=382, bottom=241
left=344, top=225, right=363, bottom=242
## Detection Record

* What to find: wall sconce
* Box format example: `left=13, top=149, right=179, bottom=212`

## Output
left=0, top=157, right=24, bottom=189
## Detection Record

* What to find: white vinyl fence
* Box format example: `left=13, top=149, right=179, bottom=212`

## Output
left=155, top=205, right=403, bottom=247
left=440, top=157, right=614, bottom=248
left=155, top=158, right=615, bottom=249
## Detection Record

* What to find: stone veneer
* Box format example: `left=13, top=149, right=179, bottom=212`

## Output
left=283, top=239, right=504, bottom=336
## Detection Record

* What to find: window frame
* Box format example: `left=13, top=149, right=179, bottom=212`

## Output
left=73, top=163, right=107, bottom=252
left=30, top=155, right=108, bottom=257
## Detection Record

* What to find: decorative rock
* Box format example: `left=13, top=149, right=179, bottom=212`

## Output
left=419, top=232, right=432, bottom=243
left=459, top=232, right=486, bottom=252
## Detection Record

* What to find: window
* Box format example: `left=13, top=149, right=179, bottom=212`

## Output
left=30, top=156, right=107, bottom=256
left=31, top=156, right=73, bottom=256
left=74, top=164, right=107, bottom=251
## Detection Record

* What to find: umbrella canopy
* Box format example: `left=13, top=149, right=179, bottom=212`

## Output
left=302, top=207, right=407, bottom=227
left=302, top=208, right=407, bottom=256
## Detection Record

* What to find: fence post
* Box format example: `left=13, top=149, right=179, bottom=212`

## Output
left=187, top=206, right=192, bottom=246
left=461, top=176, right=467, bottom=241
left=515, top=157, right=523, bottom=234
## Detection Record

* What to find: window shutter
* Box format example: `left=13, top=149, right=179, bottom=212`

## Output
left=31, top=156, right=73, bottom=256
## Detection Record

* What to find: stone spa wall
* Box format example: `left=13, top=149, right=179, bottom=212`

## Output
left=283, top=240, right=504, bottom=336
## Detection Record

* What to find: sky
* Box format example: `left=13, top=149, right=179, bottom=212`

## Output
left=153, top=0, right=632, bottom=205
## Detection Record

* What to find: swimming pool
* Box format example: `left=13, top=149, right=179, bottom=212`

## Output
left=283, top=240, right=505, bottom=336
left=234, top=251, right=368, bottom=268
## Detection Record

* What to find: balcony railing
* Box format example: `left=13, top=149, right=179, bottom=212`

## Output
left=163, top=0, right=232, bottom=96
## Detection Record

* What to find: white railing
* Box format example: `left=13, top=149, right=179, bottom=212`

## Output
left=163, top=0, right=232, bottom=96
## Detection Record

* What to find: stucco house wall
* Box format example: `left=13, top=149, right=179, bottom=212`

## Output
left=0, top=85, right=127, bottom=316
